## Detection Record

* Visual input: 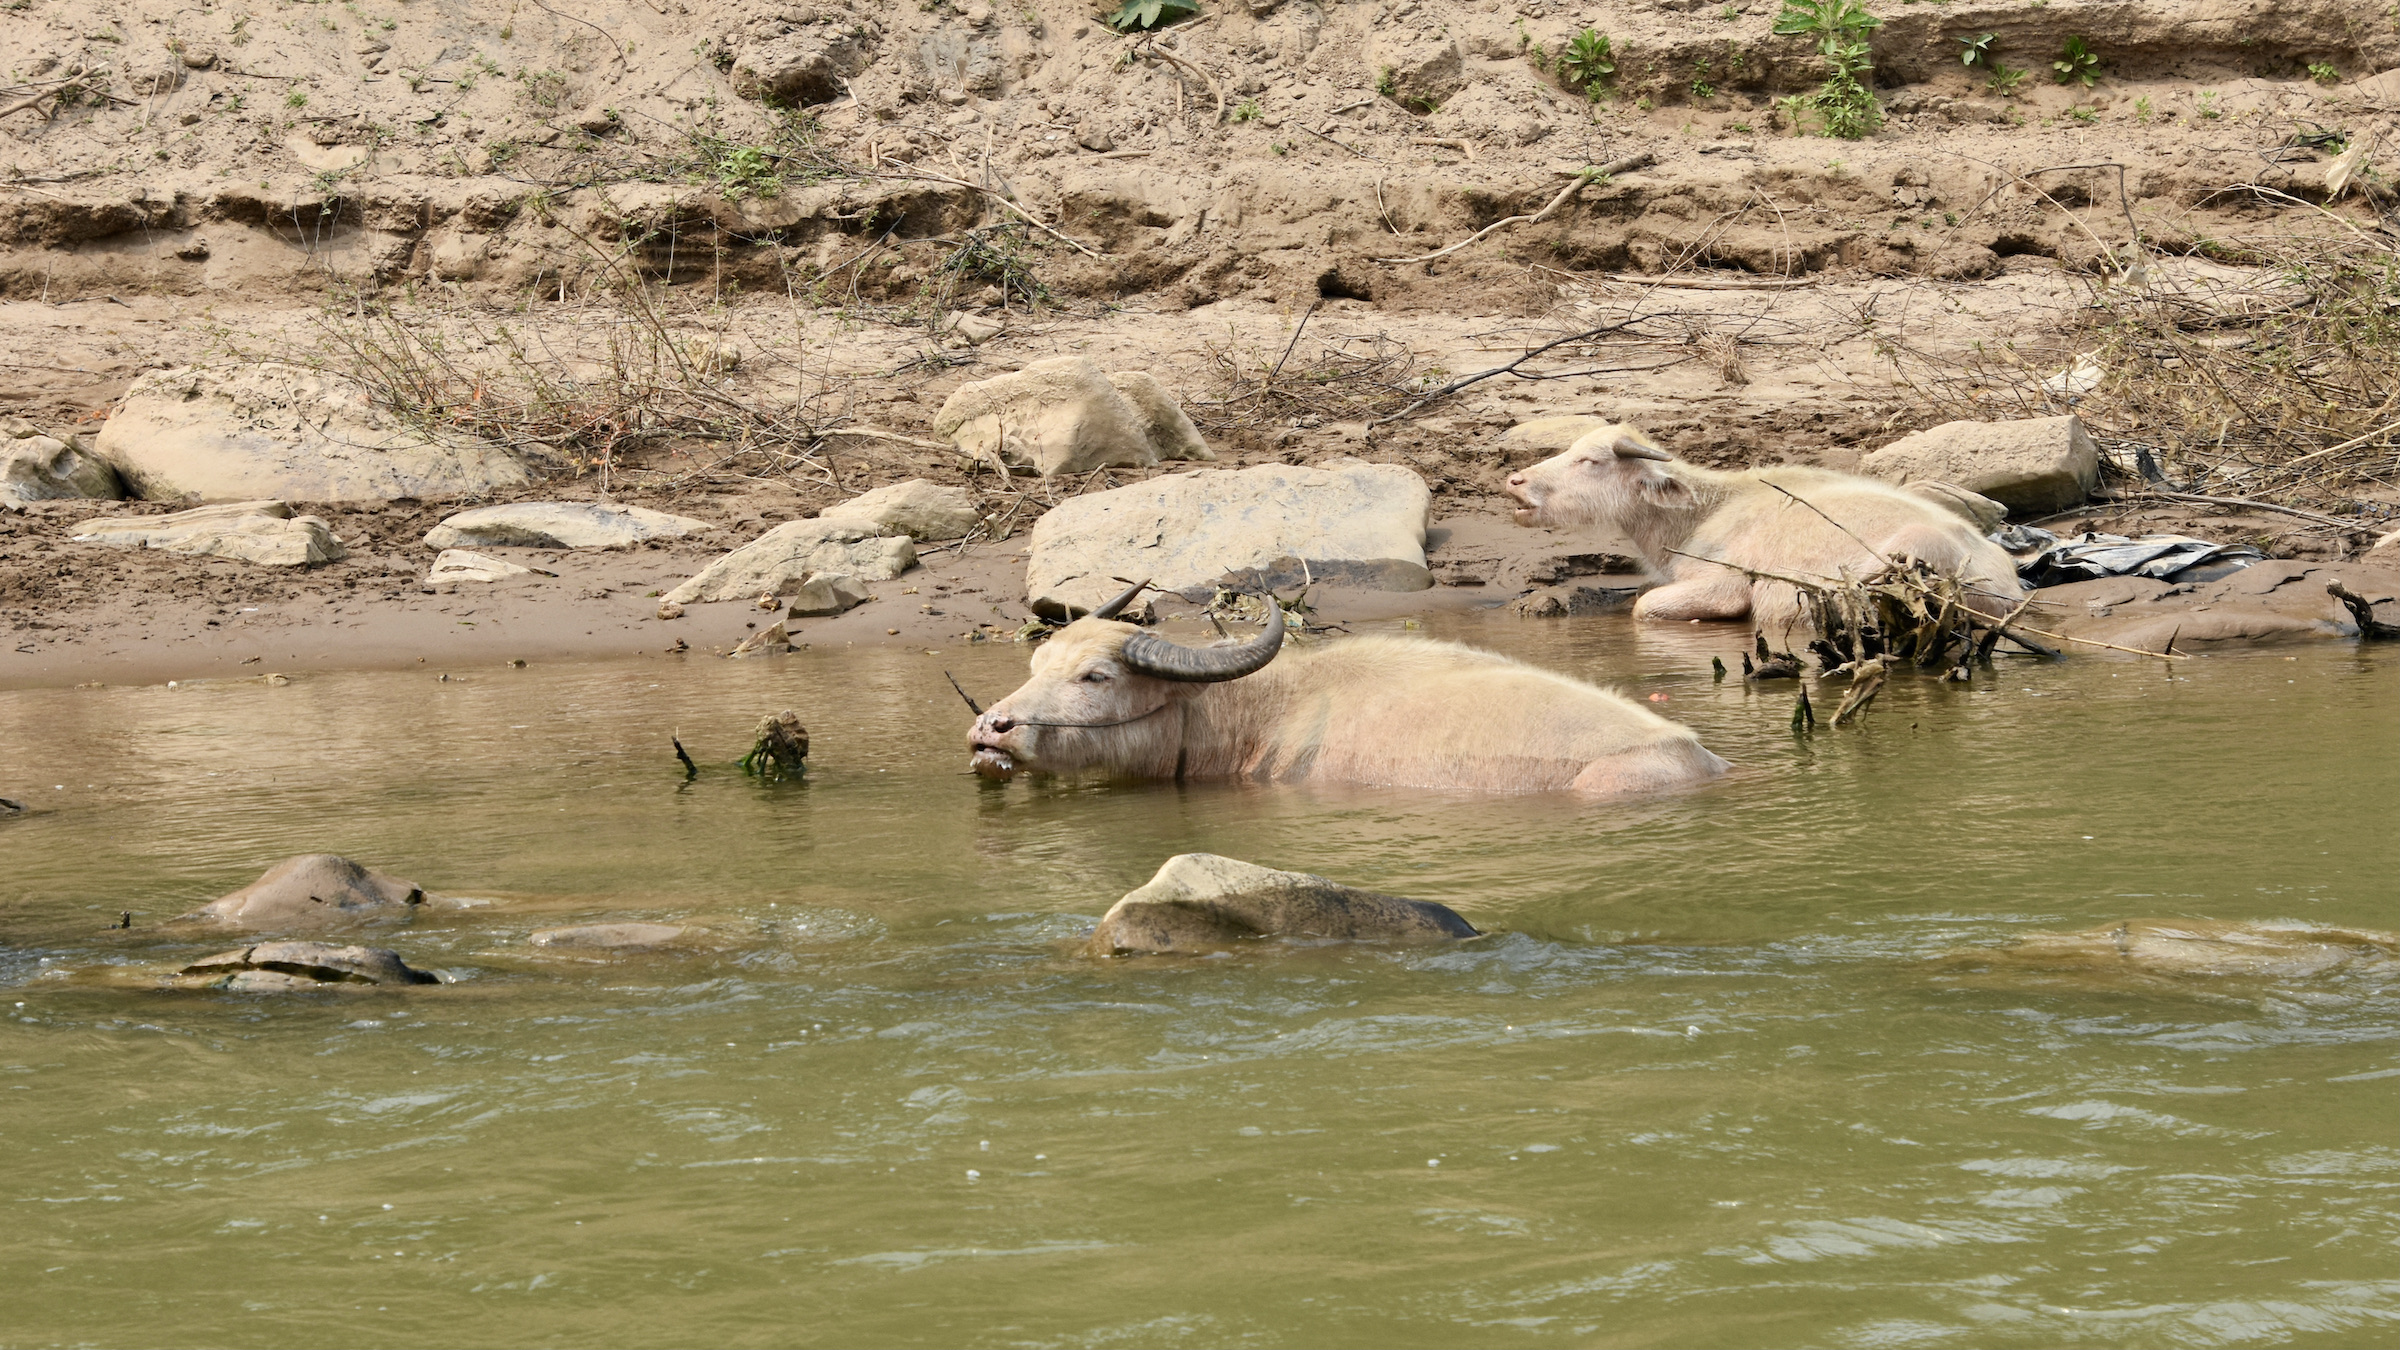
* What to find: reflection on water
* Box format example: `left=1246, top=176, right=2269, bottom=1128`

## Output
left=2, top=614, right=2395, bottom=1348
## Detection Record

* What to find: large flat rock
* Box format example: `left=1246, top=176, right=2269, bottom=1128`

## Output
left=180, top=940, right=442, bottom=988
left=1027, top=460, right=1432, bottom=617
left=1861, top=414, right=2099, bottom=515
left=72, top=500, right=347, bottom=566
left=662, top=518, right=915, bottom=605
left=425, top=501, right=712, bottom=550
left=95, top=363, right=535, bottom=503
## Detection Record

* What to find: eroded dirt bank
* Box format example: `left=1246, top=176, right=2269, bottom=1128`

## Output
left=3, top=0, right=2396, bottom=686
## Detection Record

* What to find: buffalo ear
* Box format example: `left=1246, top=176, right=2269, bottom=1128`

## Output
left=1636, top=468, right=1695, bottom=510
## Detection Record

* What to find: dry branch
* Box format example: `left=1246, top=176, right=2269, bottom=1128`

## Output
left=1373, top=153, right=1655, bottom=265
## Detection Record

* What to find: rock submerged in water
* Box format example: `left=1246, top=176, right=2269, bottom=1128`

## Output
left=529, top=923, right=691, bottom=951
left=178, top=941, right=440, bottom=990
left=1089, top=853, right=1478, bottom=955
left=179, top=854, right=427, bottom=929
left=1938, top=919, right=2400, bottom=980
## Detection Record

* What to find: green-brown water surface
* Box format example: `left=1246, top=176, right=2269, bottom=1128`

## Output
left=2, top=616, right=2394, bottom=1348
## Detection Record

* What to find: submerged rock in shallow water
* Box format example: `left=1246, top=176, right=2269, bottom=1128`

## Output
left=1940, top=919, right=2400, bottom=979
left=178, top=940, right=440, bottom=989
left=180, top=854, right=427, bottom=930
left=529, top=922, right=691, bottom=951
left=1089, top=853, right=1477, bottom=955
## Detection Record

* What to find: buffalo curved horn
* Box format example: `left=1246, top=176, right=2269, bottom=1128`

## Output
left=1612, top=432, right=1673, bottom=462
left=1117, top=591, right=1286, bottom=683
left=1083, top=578, right=1151, bottom=621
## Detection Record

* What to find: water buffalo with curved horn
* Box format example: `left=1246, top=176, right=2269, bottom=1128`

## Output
left=1504, top=424, right=2023, bottom=633
left=965, top=582, right=1729, bottom=795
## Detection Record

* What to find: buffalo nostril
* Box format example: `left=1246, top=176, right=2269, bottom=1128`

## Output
left=1507, top=473, right=1525, bottom=486
left=989, top=715, right=1016, bottom=733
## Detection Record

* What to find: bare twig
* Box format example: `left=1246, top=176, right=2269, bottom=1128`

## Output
left=872, top=161, right=1104, bottom=258
left=1373, top=153, right=1654, bottom=266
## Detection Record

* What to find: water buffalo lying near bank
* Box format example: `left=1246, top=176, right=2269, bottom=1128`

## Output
left=1505, top=424, right=2023, bottom=633
left=967, top=583, right=1727, bottom=795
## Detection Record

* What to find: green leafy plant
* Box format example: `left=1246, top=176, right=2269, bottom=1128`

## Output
left=1773, top=0, right=1881, bottom=139
left=1559, top=29, right=1615, bottom=89
left=285, top=88, right=308, bottom=108
left=1375, top=66, right=1398, bottom=98
left=1232, top=98, right=1261, bottom=122
left=2068, top=104, right=2094, bottom=122
left=2052, top=34, right=2098, bottom=86
left=2197, top=89, right=2221, bottom=119
left=1527, top=41, right=1548, bottom=71
left=2132, top=94, right=2151, bottom=121
left=1270, top=140, right=1289, bottom=155
left=1692, top=78, right=1717, bottom=98
left=1636, top=95, right=1655, bottom=111
left=1958, top=31, right=1995, bottom=65
left=710, top=144, right=781, bottom=198
left=1730, top=119, right=1753, bottom=132
left=1108, top=0, right=1196, bottom=32
left=2307, top=61, right=2340, bottom=85
left=1985, top=61, right=2025, bottom=94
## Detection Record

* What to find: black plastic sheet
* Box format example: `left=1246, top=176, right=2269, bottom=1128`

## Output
left=1996, top=526, right=2265, bottom=588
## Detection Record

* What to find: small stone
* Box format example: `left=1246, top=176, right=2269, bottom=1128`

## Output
left=422, top=548, right=530, bottom=590
left=656, top=601, right=686, bottom=620
left=786, top=571, right=869, bottom=617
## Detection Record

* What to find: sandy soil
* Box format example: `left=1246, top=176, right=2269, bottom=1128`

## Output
left=1, top=0, right=2394, bottom=689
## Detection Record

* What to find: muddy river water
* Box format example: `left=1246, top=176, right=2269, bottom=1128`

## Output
left=2, top=614, right=2394, bottom=1348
